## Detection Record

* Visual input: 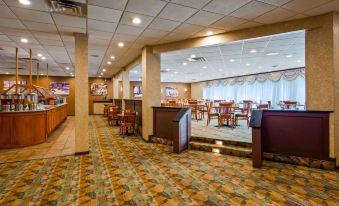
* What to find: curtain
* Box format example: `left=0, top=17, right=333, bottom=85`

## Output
left=203, top=70, right=305, bottom=106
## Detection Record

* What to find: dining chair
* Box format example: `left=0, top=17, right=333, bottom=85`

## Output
left=206, top=101, right=219, bottom=126
left=235, top=100, right=253, bottom=127
left=109, top=109, right=121, bottom=126
left=283, top=101, right=297, bottom=110
left=218, top=102, right=235, bottom=128
left=120, top=113, right=136, bottom=135
left=257, top=104, right=269, bottom=109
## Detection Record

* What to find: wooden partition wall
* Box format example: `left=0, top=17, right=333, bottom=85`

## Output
left=250, top=110, right=333, bottom=168
left=153, top=107, right=191, bottom=153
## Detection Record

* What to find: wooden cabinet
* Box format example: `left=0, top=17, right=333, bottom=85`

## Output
left=0, top=104, right=67, bottom=148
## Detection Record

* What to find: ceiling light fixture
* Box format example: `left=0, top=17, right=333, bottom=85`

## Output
left=19, top=0, right=31, bottom=5
left=20, top=38, right=28, bottom=43
left=183, top=62, right=187, bottom=66
left=206, top=31, right=213, bottom=36
left=249, top=49, right=257, bottom=53
left=40, top=73, right=44, bottom=75
left=41, top=56, right=46, bottom=60
left=99, top=75, right=102, bottom=78
left=100, top=73, right=103, bottom=75
left=134, top=70, right=138, bottom=73
left=203, top=66, right=207, bottom=69
left=103, top=69, right=106, bottom=72
left=107, top=61, right=111, bottom=65
left=246, top=63, right=250, bottom=66
left=286, top=54, right=293, bottom=58
left=118, top=42, right=124, bottom=47
left=190, top=54, right=196, bottom=58
left=166, top=68, right=170, bottom=71
left=132, top=17, right=141, bottom=25
left=37, top=53, right=42, bottom=57
left=266, top=52, right=279, bottom=56
left=174, top=71, right=177, bottom=74
left=230, top=59, right=235, bottom=62
left=110, top=55, right=115, bottom=59
left=70, top=72, right=73, bottom=75
left=5, top=72, right=9, bottom=75
left=66, top=67, right=70, bottom=70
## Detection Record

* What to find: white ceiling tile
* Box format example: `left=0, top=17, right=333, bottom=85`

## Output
left=58, top=25, right=86, bottom=34
left=38, top=38, right=64, bottom=46
left=286, top=13, right=308, bottom=21
left=52, top=13, right=86, bottom=28
left=116, top=24, right=145, bottom=35
left=254, top=8, right=297, bottom=24
left=0, top=4, right=16, bottom=19
left=209, top=16, right=247, bottom=30
left=149, top=18, right=181, bottom=32
left=113, top=33, right=139, bottom=42
left=0, top=34, right=10, bottom=41
left=11, top=7, right=54, bottom=24
left=88, top=0, right=128, bottom=10
left=88, top=5, right=123, bottom=22
left=186, top=10, right=224, bottom=26
left=193, top=28, right=225, bottom=37
left=89, top=30, right=114, bottom=40
left=172, top=23, right=205, bottom=35
left=1, top=27, right=32, bottom=37
left=158, top=3, right=198, bottom=22
left=230, top=1, right=276, bottom=20
left=3, top=0, right=49, bottom=12
left=257, top=0, right=291, bottom=6
left=234, top=21, right=263, bottom=30
left=170, top=0, right=211, bottom=9
left=120, top=12, right=154, bottom=27
left=136, top=36, right=161, bottom=45
left=303, top=0, right=339, bottom=16
left=88, top=19, right=118, bottom=32
left=0, top=18, right=25, bottom=29
left=140, top=29, right=169, bottom=38
left=126, top=0, right=167, bottom=16
left=282, top=0, right=333, bottom=13
left=203, top=0, right=251, bottom=15
left=23, top=21, right=58, bottom=33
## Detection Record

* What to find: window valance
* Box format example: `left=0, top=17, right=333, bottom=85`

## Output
left=203, top=68, right=305, bottom=87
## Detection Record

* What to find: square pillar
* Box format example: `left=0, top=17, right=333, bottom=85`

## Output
left=142, top=46, right=161, bottom=141
left=122, top=69, right=130, bottom=109
left=74, top=33, right=89, bottom=154
left=113, top=76, right=119, bottom=99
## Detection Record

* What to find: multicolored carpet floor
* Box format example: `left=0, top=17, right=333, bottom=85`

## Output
left=0, top=116, right=338, bottom=205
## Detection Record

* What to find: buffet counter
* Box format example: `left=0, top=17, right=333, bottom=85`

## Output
left=0, top=103, right=67, bottom=148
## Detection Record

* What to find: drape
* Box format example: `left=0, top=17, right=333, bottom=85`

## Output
left=202, top=68, right=305, bottom=106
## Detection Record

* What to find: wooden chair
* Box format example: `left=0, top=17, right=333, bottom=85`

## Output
left=257, top=104, right=269, bottom=109
left=218, top=102, right=234, bottom=128
left=235, top=100, right=252, bottom=127
left=120, top=113, right=136, bottom=135
left=109, top=109, right=121, bottom=126
left=267, top=101, right=272, bottom=109
left=206, top=101, right=219, bottom=126
left=283, top=101, right=297, bottom=110
left=189, top=102, right=202, bottom=120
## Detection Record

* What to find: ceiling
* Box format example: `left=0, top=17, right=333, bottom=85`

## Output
left=0, top=0, right=338, bottom=78
left=129, top=30, right=305, bottom=82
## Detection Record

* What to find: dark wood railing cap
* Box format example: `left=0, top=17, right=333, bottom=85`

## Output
left=173, top=108, right=191, bottom=122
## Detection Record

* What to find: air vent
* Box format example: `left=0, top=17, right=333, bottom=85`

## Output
left=160, top=70, right=169, bottom=73
left=91, top=54, right=99, bottom=58
left=46, top=0, right=87, bottom=17
left=187, top=57, right=206, bottom=62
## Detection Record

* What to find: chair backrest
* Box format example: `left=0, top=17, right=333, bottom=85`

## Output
left=267, top=101, right=272, bottom=109
left=243, top=100, right=253, bottom=114
left=219, top=102, right=233, bottom=114
left=124, top=109, right=132, bottom=113
left=258, top=104, right=269, bottom=109
left=283, top=101, right=297, bottom=109
left=205, top=101, right=212, bottom=113
left=123, top=114, right=136, bottom=124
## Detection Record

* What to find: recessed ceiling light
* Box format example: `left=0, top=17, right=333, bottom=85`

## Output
left=19, top=0, right=31, bottom=5
left=166, top=68, right=170, bottom=71
left=66, top=67, right=70, bottom=70
left=286, top=54, right=293, bottom=58
left=110, top=55, right=115, bottom=59
left=40, top=73, right=44, bottom=75
left=203, top=66, right=207, bottom=69
left=20, top=38, right=28, bottom=43
left=5, top=72, right=9, bottom=75
left=183, top=62, right=187, bottom=66
left=246, top=63, right=250, bottom=66
left=230, top=59, right=235, bottom=62
left=174, top=71, right=177, bottom=74
left=138, top=78, right=141, bottom=81
left=206, top=31, right=213, bottom=36
left=41, top=56, right=46, bottom=60
left=132, top=17, right=141, bottom=25
left=190, top=54, right=196, bottom=58
left=102, top=69, right=106, bottom=72
left=118, top=42, right=124, bottom=47
left=107, top=61, right=111, bottom=65
left=134, top=70, right=138, bottom=73
left=266, top=52, right=279, bottom=56
left=100, top=73, right=103, bottom=75
left=99, top=75, right=101, bottom=78
left=37, top=53, right=42, bottom=57
left=249, top=49, right=257, bottom=53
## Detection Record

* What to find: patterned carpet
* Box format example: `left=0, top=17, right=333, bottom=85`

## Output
left=0, top=116, right=338, bottom=205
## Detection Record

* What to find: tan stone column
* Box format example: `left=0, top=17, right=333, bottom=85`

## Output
left=113, top=76, right=119, bottom=99
left=142, top=46, right=161, bottom=140
left=305, top=12, right=339, bottom=166
left=122, top=69, right=130, bottom=109
left=74, top=32, right=89, bottom=154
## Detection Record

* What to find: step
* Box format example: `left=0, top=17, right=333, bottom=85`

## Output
left=188, top=141, right=252, bottom=158
left=190, top=136, right=252, bottom=148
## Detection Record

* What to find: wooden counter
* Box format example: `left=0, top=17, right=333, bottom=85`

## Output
left=93, top=100, right=113, bottom=115
left=0, top=104, right=67, bottom=148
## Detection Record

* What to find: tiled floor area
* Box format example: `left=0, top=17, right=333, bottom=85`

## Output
left=0, top=115, right=338, bottom=205
left=192, top=117, right=252, bottom=143
left=0, top=117, right=75, bottom=164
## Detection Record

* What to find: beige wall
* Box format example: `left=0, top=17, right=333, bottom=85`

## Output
left=129, top=81, right=191, bottom=100
left=0, top=75, right=112, bottom=115
left=88, top=78, right=113, bottom=115
left=191, top=82, right=204, bottom=100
